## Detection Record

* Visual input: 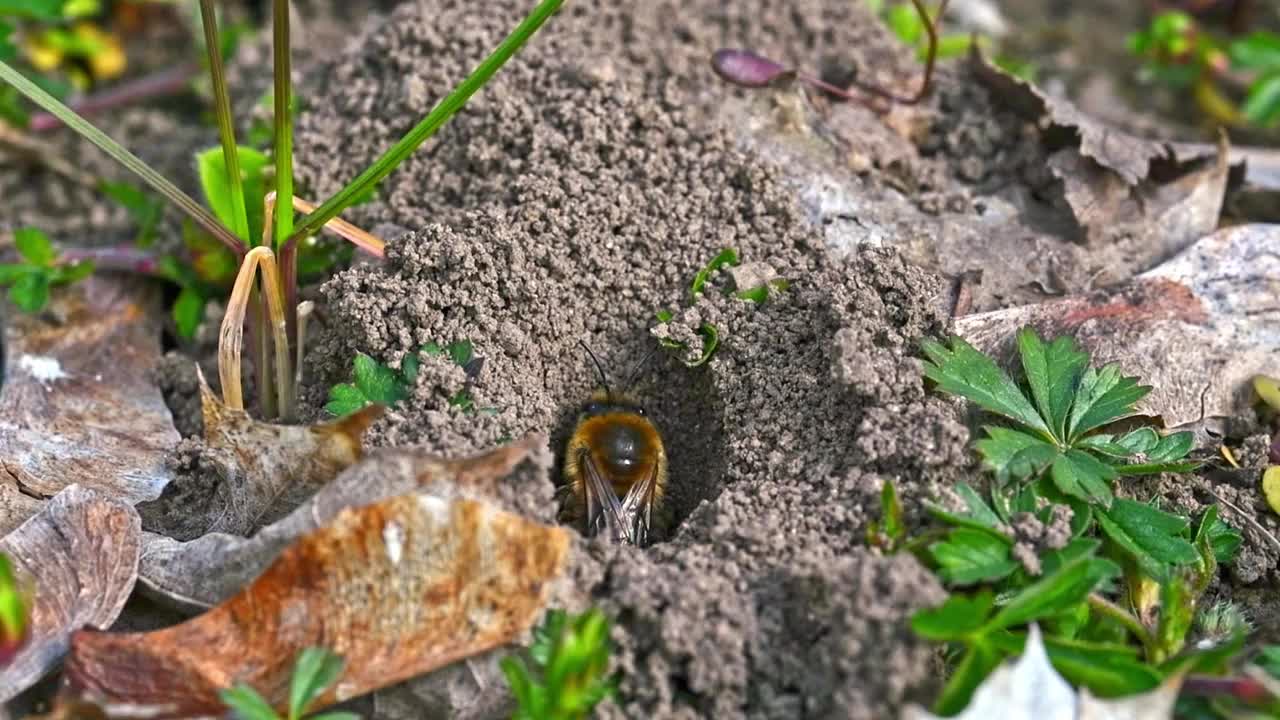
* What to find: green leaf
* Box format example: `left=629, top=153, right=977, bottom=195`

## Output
left=219, top=685, right=280, bottom=720
left=447, top=339, right=473, bottom=368
left=885, top=2, right=924, bottom=45
left=307, top=714, right=362, bottom=720
left=1114, top=427, right=1159, bottom=454
left=14, top=228, right=56, bottom=267
left=1147, top=431, right=1194, bottom=463
left=1066, top=364, right=1151, bottom=441
left=931, top=639, right=1003, bottom=716
left=975, top=426, right=1060, bottom=482
left=1049, top=449, right=1116, bottom=505
left=352, top=353, right=405, bottom=406
left=325, top=384, right=368, bottom=417
left=0, top=553, right=27, bottom=649
left=983, top=555, right=1120, bottom=633
left=1017, top=327, right=1086, bottom=441
left=288, top=647, right=345, bottom=719
left=100, top=181, right=164, bottom=247
left=880, top=480, right=905, bottom=544
left=195, top=145, right=269, bottom=244
left=0, top=0, right=65, bottom=20
left=1230, top=31, right=1280, bottom=71
left=689, top=248, right=738, bottom=299
left=929, top=528, right=1019, bottom=586
left=910, top=591, right=994, bottom=642
left=172, top=287, right=206, bottom=340
left=0, top=21, right=14, bottom=63
left=1195, top=504, right=1242, bottom=565
left=1257, top=645, right=1280, bottom=680
left=9, top=272, right=49, bottom=313
left=0, top=264, right=33, bottom=285
left=1096, top=499, right=1199, bottom=581
left=51, top=260, right=93, bottom=285
left=986, top=632, right=1161, bottom=697
left=1113, top=460, right=1200, bottom=476
left=954, top=483, right=1003, bottom=528
left=921, top=337, right=1052, bottom=438
left=401, top=353, right=420, bottom=384
left=1040, top=538, right=1102, bottom=577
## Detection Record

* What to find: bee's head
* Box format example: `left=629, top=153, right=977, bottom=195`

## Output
left=582, top=388, right=647, bottom=418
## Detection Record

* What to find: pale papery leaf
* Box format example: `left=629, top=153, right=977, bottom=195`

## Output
left=902, top=626, right=1181, bottom=719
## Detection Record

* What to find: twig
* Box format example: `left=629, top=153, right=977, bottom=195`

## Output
left=59, top=245, right=162, bottom=275
left=28, top=63, right=198, bottom=133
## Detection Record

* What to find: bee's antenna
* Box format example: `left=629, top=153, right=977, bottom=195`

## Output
left=579, top=340, right=613, bottom=400
left=622, top=345, right=658, bottom=392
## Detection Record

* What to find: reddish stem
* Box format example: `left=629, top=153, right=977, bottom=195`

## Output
left=59, top=246, right=162, bottom=275
left=1182, top=674, right=1274, bottom=704
left=29, top=63, right=199, bottom=132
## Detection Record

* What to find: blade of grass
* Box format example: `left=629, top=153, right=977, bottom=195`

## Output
left=281, top=0, right=563, bottom=247
left=273, top=0, right=294, bottom=250
left=199, top=0, right=250, bottom=243
left=218, top=247, right=293, bottom=418
left=0, top=60, right=244, bottom=257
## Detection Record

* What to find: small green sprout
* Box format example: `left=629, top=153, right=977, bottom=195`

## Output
left=501, top=608, right=617, bottom=720
left=220, top=646, right=357, bottom=720
left=325, top=340, right=491, bottom=417
left=866, top=479, right=907, bottom=552
left=0, top=552, right=29, bottom=667
left=655, top=248, right=786, bottom=367
left=921, top=327, right=1197, bottom=507
left=0, top=227, right=93, bottom=312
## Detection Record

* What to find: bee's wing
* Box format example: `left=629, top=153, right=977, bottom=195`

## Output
left=579, top=449, right=630, bottom=543
left=618, top=462, right=659, bottom=547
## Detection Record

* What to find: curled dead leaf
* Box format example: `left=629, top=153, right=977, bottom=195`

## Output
left=0, top=485, right=141, bottom=702
left=66, top=487, right=572, bottom=716
left=137, top=368, right=383, bottom=539
left=137, top=435, right=550, bottom=612
left=0, top=277, right=176, bottom=535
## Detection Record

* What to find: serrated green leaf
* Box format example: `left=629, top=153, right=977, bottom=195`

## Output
left=9, top=272, right=49, bottom=313
left=325, top=384, right=368, bottom=417
left=930, top=528, right=1019, bottom=586
left=1147, top=431, right=1194, bottom=463
left=289, top=647, right=345, bottom=719
left=1049, top=449, right=1115, bottom=505
left=1114, top=427, right=1159, bottom=454
left=922, top=337, right=1052, bottom=438
left=1039, top=538, right=1102, bottom=577
left=172, top=287, right=205, bottom=340
left=1017, top=327, right=1086, bottom=441
left=219, top=685, right=280, bottom=720
left=1074, top=433, right=1131, bottom=457
left=1230, top=31, right=1280, bottom=71
left=983, top=555, right=1120, bottom=633
left=911, top=591, right=995, bottom=642
left=352, top=353, right=405, bottom=406
left=1066, top=365, right=1151, bottom=442
left=1096, top=499, right=1199, bottom=581
left=14, top=227, right=56, bottom=267
left=1196, top=505, right=1242, bottom=565
left=955, top=483, right=1003, bottom=528
left=975, top=426, right=1061, bottom=483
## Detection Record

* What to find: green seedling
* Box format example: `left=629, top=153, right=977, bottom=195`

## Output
left=0, top=552, right=29, bottom=667
left=0, top=227, right=93, bottom=312
left=922, top=327, right=1197, bottom=507
left=0, top=0, right=564, bottom=423
left=326, top=340, right=492, bottom=417
left=866, top=479, right=907, bottom=552
left=501, top=608, right=618, bottom=720
left=1128, top=10, right=1280, bottom=128
left=655, top=248, right=787, bottom=367
left=220, top=646, right=358, bottom=720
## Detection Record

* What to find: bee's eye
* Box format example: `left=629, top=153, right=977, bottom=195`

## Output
left=634, top=406, right=646, bottom=416
left=584, top=402, right=602, bottom=414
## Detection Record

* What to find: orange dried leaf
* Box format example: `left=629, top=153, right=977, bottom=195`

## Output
left=67, top=490, right=571, bottom=715
left=0, top=485, right=140, bottom=702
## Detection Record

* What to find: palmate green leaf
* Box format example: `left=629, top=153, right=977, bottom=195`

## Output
left=325, top=384, right=368, bottom=417
left=1049, top=449, right=1115, bottom=505
left=1017, top=327, right=1086, bottom=441
left=911, top=591, right=994, bottom=642
left=921, top=337, right=1051, bottom=439
left=982, top=555, right=1119, bottom=633
left=1066, top=364, right=1151, bottom=442
left=930, top=528, right=1018, bottom=586
left=1096, top=499, right=1199, bottom=582
left=975, top=426, right=1060, bottom=482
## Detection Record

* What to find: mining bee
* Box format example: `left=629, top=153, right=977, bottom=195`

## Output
left=560, top=342, right=666, bottom=546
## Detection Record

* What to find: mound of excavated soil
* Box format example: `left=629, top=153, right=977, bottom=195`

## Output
left=290, top=1, right=979, bottom=716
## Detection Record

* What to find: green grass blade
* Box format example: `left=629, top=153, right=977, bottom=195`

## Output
left=199, top=0, right=250, bottom=243
left=273, top=0, right=293, bottom=248
left=284, top=0, right=564, bottom=246
left=0, top=60, right=244, bottom=255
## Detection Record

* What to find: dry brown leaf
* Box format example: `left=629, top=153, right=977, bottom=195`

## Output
left=136, top=369, right=383, bottom=539
left=65, top=486, right=573, bottom=716
left=956, top=223, right=1280, bottom=432
left=0, top=485, right=141, bottom=702
left=0, top=276, right=176, bottom=535
left=136, top=435, right=549, bottom=612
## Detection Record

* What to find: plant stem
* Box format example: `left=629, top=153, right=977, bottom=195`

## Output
left=1087, top=593, right=1157, bottom=657
left=29, top=63, right=198, bottom=132
left=59, top=246, right=161, bottom=275
left=282, top=0, right=564, bottom=248
left=0, top=60, right=244, bottom=257
left=272, top=0, right=294, bottom=251
left=199, top=0, right=251, bottom=243
left=218, top=247, right=292, bottom=418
